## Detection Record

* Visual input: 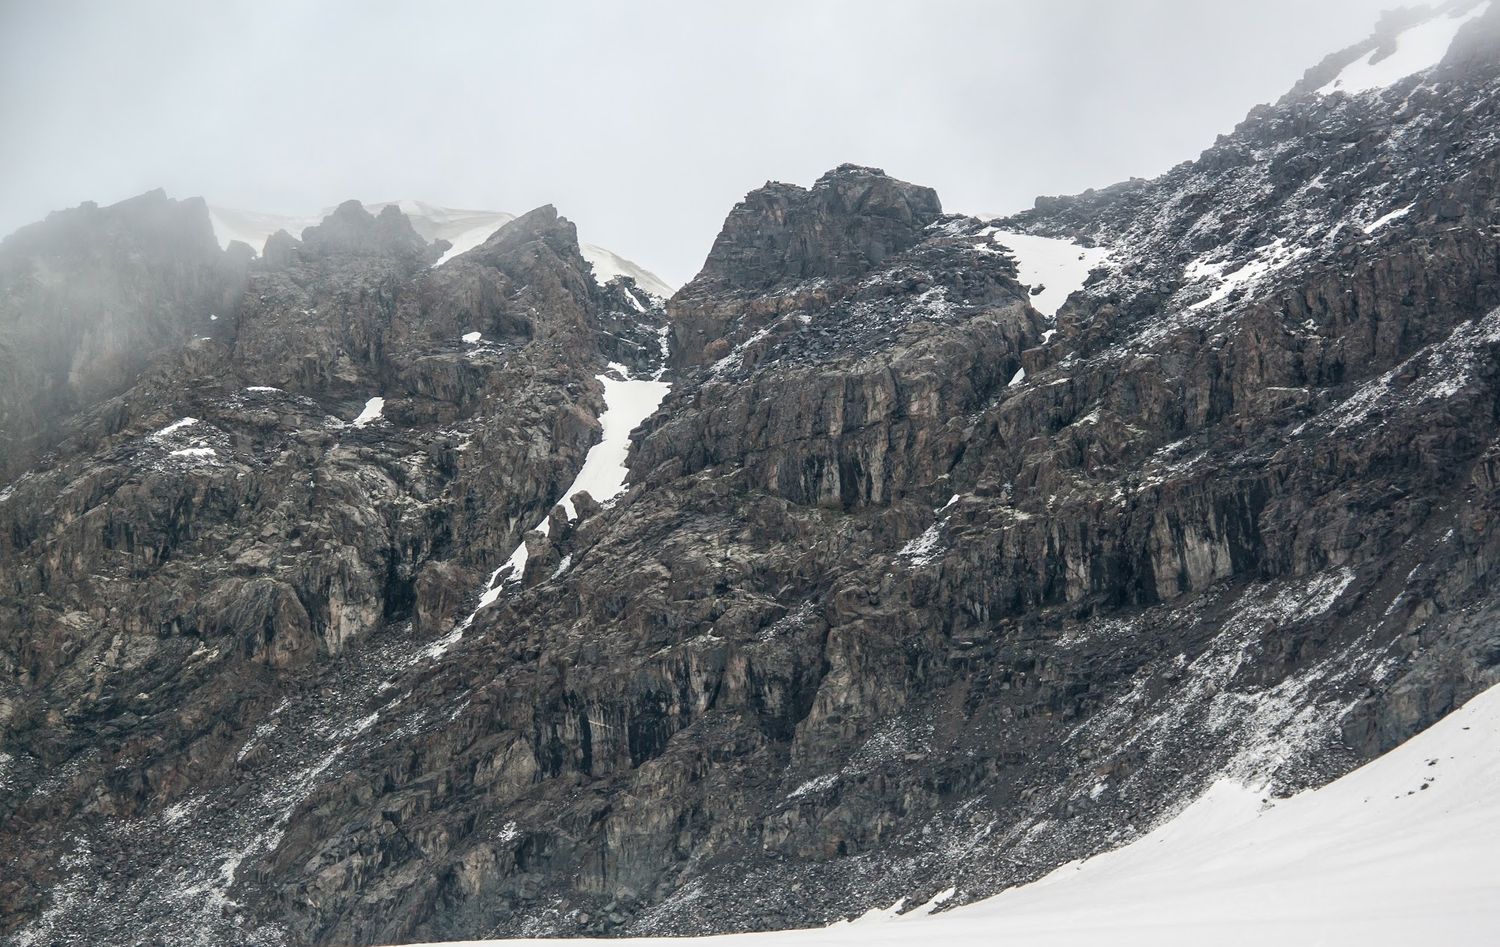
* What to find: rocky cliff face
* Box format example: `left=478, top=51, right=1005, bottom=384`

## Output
left=0, top=194, right=665, bottom=944
left=6, top=5, right=1500, bottom=946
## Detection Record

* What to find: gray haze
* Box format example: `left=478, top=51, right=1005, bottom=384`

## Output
left=2, top=0, right=1400, bottom=286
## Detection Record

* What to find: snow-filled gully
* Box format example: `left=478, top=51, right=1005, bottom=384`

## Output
left=486, top=360, right=670, bottom=598
left=422, top=348, right=671, bottom=660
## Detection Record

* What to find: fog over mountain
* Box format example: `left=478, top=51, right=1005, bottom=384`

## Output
left=3, top=0, right=1405, bottom=284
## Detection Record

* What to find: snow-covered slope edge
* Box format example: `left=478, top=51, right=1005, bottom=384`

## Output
left=395, top=681, right=1500, bottom=946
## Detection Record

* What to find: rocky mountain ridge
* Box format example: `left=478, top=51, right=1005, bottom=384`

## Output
left=208, top=201, right=677, bottom=299
left=4, top=3, right=1500, bottom=945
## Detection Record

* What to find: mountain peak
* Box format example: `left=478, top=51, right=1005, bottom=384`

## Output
left=468, top=203, right=576, bottom=260
left=297, top=198, right=428, bottom=259
left=690, top=166, right=942, bottom=291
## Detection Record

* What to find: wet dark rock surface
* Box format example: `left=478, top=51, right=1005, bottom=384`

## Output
left=6, top=8, right=1500, bottom=946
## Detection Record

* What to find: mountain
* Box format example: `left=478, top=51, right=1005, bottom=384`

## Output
left=208, top=201, right=677, bottom=299
left=4, top=2, right=1500, bottom=945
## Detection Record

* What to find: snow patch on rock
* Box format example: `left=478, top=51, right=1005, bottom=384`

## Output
left=980, top=229, right=1110, bottom=318
left=468, top=361, right=671, bottom=617
left=581, top=243, right=676, bottom=299
left=899, top=519, right=949, bottom=568
left=1185, top=237, right=1309, bottom=312
left=153, top=418, right=199, bottom=438
left=1364, top=203, right=1414, bottom=232
left=351, top=397, right=385, bottom=428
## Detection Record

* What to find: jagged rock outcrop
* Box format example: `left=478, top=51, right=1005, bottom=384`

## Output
left=669, top=164, right=946, bottom=367
left=6, top=6, right=1500, bottom=946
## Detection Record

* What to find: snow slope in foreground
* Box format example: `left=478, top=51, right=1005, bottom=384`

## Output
left=396, top=681, right=1500, bottom=946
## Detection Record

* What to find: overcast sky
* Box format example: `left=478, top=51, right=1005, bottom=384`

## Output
left=2, top=0, right=1400, bottom=286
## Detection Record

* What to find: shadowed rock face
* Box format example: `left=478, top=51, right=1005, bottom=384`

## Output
left=6, top=8, right=1500, bottom=947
